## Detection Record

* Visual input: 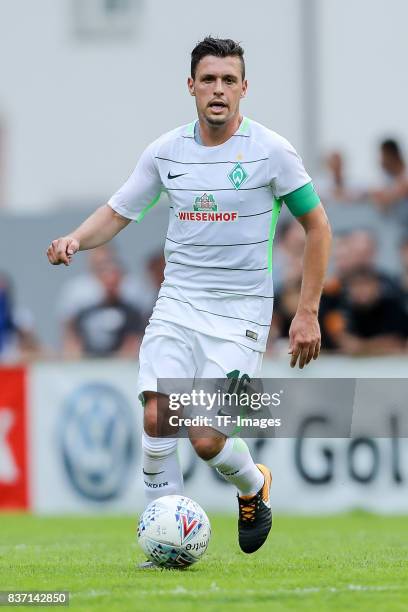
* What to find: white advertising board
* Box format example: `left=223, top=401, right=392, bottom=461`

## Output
left=29, top=358, right=408, bottom=514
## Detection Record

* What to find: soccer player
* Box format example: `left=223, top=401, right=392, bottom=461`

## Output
left=47, top=37, right=331, bottom=558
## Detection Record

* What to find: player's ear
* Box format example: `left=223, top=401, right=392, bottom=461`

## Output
left=187, top=77, right=195, bottom=96
left=241, top=79, right=248, bottom=98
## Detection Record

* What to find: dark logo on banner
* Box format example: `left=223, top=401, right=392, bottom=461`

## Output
left=60, top=383, right=135, bottom=501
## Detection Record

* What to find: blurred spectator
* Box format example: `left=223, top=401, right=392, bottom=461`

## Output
left=370, top=139, right=408, bottom=221
left=315, top=150, right=363, bottom=203
left=329, top=229, right=377, bottom=277
left=400, top=236, right=408, bottom=315
left=261, top=223, right=407, bottom=356
left=318, top=233, right=354, bottom=350
left=272, top=228, right=404, bottom=353
left=316, top=151, right=347, bottom=201
left=344, top=229, right=376, bottom=269
left=319, top=230, right=403, bottom=351
left=63, top=258, right=145, bottom=358
left=315, top=230, right=376, bottom=349
left=57, top=245, right=165, bottom=329
left=335, top=267, right=408, bottom=355
left=0, top=272, right=42, bottom=362
left=57, top=245, right=143, bottom=322
left=337, top=229, right=399, bottom=292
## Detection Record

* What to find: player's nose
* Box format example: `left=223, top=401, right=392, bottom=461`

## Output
left=213, top=78, right=224, bottom=95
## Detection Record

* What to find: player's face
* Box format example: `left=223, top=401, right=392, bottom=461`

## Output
left=188, top=55, right=247, bottom=127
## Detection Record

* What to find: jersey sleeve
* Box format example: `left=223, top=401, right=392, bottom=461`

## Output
left=270, top=136, right=320, bottom=216
left=107, top=142, right=163, bottom=222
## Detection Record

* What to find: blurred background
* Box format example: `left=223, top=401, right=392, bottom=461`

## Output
left=0, top=0, right=407, bottom=514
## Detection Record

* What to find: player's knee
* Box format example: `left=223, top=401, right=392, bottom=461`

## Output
left=190, top=436, right=225, bottom=460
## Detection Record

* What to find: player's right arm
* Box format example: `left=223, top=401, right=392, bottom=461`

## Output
left=47, top=139, right=163, bottom=266
left=47, top=205, right=130, bottom=266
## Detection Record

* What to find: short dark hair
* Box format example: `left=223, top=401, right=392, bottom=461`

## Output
left=191, top=36, right=245, bottom=80
left=381, top=138, right=403, bottom=161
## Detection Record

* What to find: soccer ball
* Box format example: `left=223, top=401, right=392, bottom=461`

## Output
left=137, top=495, right=211, bottom=568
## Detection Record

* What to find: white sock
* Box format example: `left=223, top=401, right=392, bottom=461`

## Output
left=142, top=432, right=184, bottom=503
left=206, top=438, right=264, bottom=496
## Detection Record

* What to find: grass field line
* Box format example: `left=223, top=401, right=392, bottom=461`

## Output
left=73, top=584, right=405, bottom=600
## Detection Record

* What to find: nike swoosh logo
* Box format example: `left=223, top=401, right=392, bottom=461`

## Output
left=143, top=469, right=165, bottom=476
left=167, top=171, right=187, bottom=180
left=217, top=408, right=233, bottom=417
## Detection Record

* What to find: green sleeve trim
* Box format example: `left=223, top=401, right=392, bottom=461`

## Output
left=267, top=198, right=282, bottom=273
left=135, top=191, right=162, bottom=223
left=282, top=182, right=320, bottom=217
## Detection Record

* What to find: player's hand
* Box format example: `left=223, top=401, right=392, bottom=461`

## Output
left=288, top=311, right=321, bottom=369
left=46, top=236, right=80, bottom=266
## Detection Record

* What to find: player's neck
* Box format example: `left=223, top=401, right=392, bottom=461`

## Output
left=198, top=114, right=243, bottom=147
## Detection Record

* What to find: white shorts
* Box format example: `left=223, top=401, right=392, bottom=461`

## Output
left=137, top=319, right=263, bottom=398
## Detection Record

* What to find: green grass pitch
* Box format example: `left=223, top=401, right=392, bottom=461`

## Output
left=1, top=513, right=407, bottom=611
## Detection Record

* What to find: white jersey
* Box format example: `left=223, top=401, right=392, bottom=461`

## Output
left=108, top=117, right=311, bottom=352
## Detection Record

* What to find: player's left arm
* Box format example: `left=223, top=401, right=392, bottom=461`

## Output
left=289, top=201, right=332, bottom=368
left=270, top=136, right=332, bottom=367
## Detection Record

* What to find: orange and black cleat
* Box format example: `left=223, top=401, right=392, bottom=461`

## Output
left=237, top=464, right=272, bottom=553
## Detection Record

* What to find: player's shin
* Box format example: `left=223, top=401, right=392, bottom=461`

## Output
left=142, top=432, right=184, bottom=503
left=205, top=437, right=264, bottom=495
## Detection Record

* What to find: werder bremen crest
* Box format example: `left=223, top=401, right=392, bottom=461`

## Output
left=228, top=162, right=249, bottom=189
left=193, top=193, right=217, bottom=211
